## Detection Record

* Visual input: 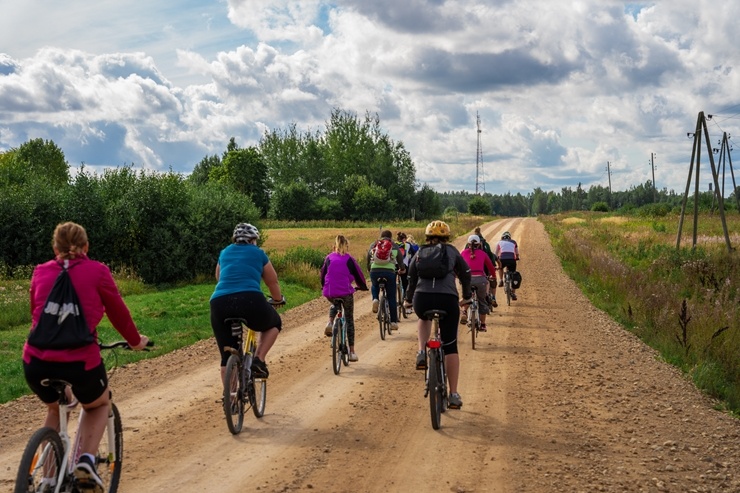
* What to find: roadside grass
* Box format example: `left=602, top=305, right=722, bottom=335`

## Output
left=542, top=210, right=740, bottom=416
left=0, top=215, right=490, bottom=404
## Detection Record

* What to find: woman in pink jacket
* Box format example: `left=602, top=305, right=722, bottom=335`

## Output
left=320, top=235, right=368, bottom=361
left=23, top=222, right=149, bottom=492
left=459, top=234, right=497, bottom=331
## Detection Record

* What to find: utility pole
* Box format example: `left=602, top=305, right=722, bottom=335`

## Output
left=650, top=152, right=657, bottom=202
left=676, top=111, right=732, bottom=252
left=475, top=112, right=483, bottom=195
left=606, top=161, right=612, bottom=207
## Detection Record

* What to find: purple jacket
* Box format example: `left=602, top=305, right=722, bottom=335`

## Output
left=321, top=252, right=368, bottom=298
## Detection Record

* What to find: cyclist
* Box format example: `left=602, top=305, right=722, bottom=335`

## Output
left=403, top=220, right=472, bottom=409
left=23, top=222, right=149, bottom=492
left=495, top=230, right=520, bottom=300
left=460, top=234, right=497, bottom=332
left=395, top=232, right=409, bottom=300
left=210, top=223, right=284, bottom=384
left=320, top=235, right=369, bottom=361
left=366, top=230, right=405, bottom=331
left=474, top=226, right=499, bottom=308
left=401, top=234, right=419, bottom=315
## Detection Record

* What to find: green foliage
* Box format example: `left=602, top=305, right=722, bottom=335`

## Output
left=467, top=195, right=491, bottom=215
left=352, top=183, right=389, bottom=220
left=269, top=182, right=317, bottom=220
left=0, top=139, right=69, bottom=187
left=591, top=201, right=609, bottom=212
left=212, top=145, right=270, bottom=217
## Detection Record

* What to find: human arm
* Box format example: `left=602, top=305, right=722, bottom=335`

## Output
left=453, top=247, right=473, bottom=300
left=348, top=257, right=369, bottom=291
left=98, top=266, right=147, bottom=349
left=262, top=261, right=283, bottom=301
left=404, top=256, right=418, bottom=304
left=395, top=248, right=405, bottom=274
left=320, top=257, right=329, bottom=287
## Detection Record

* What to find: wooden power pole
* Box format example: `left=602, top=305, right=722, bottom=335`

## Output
left=676, top=111, right=732, bottom=252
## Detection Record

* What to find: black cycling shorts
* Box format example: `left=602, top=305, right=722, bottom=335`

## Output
left=412, top=292, right=460, bottom=355
left=500, top=258, right=517, bottom=274
left=210, top=291, right=283, bottom=366
left=24, top=358, right=108, bottom=405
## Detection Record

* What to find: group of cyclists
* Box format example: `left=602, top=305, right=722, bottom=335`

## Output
left=20, top=219, right=519, bottom=490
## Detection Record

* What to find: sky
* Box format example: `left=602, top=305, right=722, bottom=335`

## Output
left=1, top=0, right=740, bottom=196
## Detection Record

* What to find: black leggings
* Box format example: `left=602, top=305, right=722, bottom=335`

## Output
left=412, top=292, right=460, bottom=355
left=326, top=295, right=356, bottom=345
left=210, top=291, right=282, bottom=366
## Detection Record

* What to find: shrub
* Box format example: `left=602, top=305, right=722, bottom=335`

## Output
left=591, top=201, right=609, bottom=212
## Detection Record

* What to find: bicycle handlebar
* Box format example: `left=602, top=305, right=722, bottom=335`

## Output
left=99, top=340, right=155, bottom=351
left=267, top=295, right=287, bottom=306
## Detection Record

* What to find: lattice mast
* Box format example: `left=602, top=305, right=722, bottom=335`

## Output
left=476, top=112, right=483, bottom=194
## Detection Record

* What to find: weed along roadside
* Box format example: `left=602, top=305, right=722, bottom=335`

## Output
left=542, top=211, right=740, bottom=416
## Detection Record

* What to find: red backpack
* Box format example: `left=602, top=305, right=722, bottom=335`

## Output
left=371, top=238, right=394, bottom=263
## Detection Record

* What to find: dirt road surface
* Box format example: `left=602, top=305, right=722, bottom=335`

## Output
left=2, top=218, right=738, bottom=492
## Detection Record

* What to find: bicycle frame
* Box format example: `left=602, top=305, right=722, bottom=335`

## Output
left=331, top=300, right=349, bottom=374
left=423, top=310, right=448, bottom=430
left=377, top=278, right=392, bottom=339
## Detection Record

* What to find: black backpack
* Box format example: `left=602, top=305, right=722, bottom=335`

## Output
left=415, top=243, right=452, bottom=280
left=27, top=261, right=95, bottom=350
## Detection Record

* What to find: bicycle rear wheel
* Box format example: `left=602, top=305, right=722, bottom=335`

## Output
left=505, top=277, right=511, bottom=306
left=378, top=293, right=387, bottom=340
left=14, top=427, right=64, bottom=493
left=223, top=354, right=244, bottom=434
left=428, top=349, right=442, bottom=430
left=250, top=377, right=267, bottom=418
left=95, top=402, right=123, bottom=492
left=331, top=318, right=342, bottom=375
left=470, top=304, right=477, bottom=350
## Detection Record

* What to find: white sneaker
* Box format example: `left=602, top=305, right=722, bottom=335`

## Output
left=390, top=322, right=399, bottom=331
left=349, top=352, right=359, bottom=362
left=372, top=299, right=379, bottom=313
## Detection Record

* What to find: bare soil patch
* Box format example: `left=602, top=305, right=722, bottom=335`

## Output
left=1, top=218, right=738, bottom=492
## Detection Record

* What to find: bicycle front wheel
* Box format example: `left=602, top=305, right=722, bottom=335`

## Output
left=428, top=350, right=442, bottom=430
left=96, top=402, right=123, bottom=492
left=14, top=427, right=64, bottom=493
left=223, top=354, right=244, bottom=434
left=331, top=318, right=342, bottom=375
left=250, top=377, right=267, bottom=418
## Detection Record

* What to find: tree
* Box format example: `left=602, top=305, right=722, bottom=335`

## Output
left=188, top=154, right=220, bottom=186
left=0, top=138, right=69, bottom=186
left=212, top=145, right=270, bottom=216
left=468, top=195, right=491, bottom=215
left=269, top=182, right=317, bottom=220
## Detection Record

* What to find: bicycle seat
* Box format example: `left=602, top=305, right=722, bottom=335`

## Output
left=377, top=277, right=389, bottom=284
left=41, top=378, right=71, bottom=391
left=224, top=318, right=247, bottom=325
left=423, top=309, right=447, bottom=320
left=471, top=286, right=478, bottom=292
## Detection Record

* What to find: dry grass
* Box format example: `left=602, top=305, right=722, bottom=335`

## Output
left=561, top=217, right=586, bottom=224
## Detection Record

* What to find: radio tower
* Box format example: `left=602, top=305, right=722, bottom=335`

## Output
left=475, top=112, right=484, bottom=194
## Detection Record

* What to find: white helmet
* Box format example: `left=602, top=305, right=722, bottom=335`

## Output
left=233, top=223, right=260, bottom=243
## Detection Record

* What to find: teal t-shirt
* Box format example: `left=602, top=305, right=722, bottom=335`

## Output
left=210, top=243, right=269, bottom=300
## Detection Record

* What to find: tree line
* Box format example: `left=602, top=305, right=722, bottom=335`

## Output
left=3, top=107, right=736, bottom=283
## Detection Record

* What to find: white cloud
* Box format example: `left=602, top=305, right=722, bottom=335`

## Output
left=1, top=0, right=739, bottom=195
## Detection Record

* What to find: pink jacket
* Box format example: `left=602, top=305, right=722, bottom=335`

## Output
left=23, top=255, right=142, bottom=370
left=460, top=247, right=496, bottom=278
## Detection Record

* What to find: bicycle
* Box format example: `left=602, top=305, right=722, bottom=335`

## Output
left=376, top=277, right=393, bottom=340
left=466, top=286, right=481, bottom=350
left=420, top=310, right=449, bottom=430
left=503, top=269, right=514, bottom=306
left=14, top=340, right=153, bottom=493
left=396, top=276, right=408, bottom=320
left=222, top=296, right=285, bottom=435
left=330, top=299, right=349, bottom=375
